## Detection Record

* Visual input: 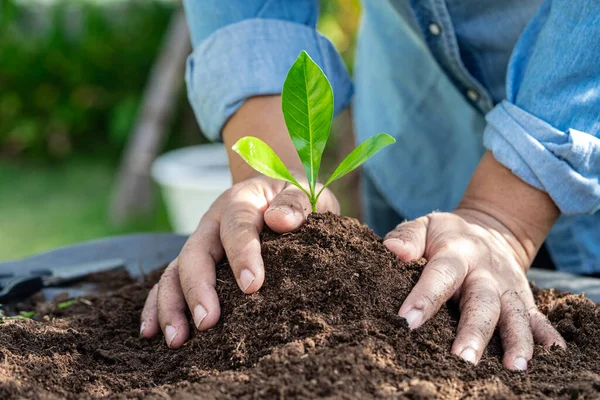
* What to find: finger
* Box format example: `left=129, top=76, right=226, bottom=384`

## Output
left=383, top=216, right=429, bottom=261
left=398, top=251, right=468, bottom=329
left=498, top=291, right=534, bottom=371
left=264, top=184, right=313, bottom=233
left=140, top=283, right=160, bottom=338
left=517, top=286, right=567, bottom=349
left=220, top=187, right=267, bottom=294
left=451, top=273, right=501, bottom=365
left=265, top=184, right=339, bottom=234
left=179, top=213, right=224, bottom=331
left=157, top=260, right=190, bottom=349
left=529, top=308, right=567, bottom=349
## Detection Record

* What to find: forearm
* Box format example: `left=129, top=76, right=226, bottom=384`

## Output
left=482, top=1, right=600, bottom=217
left=223, top=95, right=303, bottom=183
left=457, top=151, right=559, bottom=268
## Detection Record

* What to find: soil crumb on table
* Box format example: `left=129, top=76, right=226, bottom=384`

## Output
left=0, top=213, right=599, bottom=399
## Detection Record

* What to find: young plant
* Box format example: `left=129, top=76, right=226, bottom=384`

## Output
left=232, top=50, right=395, bottom=212
left=0, top=310, right=35, bottom=323
left=57, top=299, right=79, bottom=310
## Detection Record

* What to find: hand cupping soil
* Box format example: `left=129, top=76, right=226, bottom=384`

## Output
left=0, top=213, right=598, bottom=399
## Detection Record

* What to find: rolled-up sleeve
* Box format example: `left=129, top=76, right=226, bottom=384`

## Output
left=483, top=0, right=600, bottom=215
left=182, top=0, right=353, bottom=141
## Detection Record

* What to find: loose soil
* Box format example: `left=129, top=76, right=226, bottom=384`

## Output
left=0, top=213, right=599, bottom=399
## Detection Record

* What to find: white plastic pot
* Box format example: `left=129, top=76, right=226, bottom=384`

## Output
left=151, top=144, right=232, bottom=234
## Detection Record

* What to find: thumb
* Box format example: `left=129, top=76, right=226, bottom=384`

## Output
left=264, top=184, right=339, bottom=234
left=383, top=216, right=429, bottom=262
left=264, top=184, right=312, bottom=234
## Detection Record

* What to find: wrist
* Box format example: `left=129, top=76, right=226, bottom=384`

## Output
left=456, top=151, right=559, bottom=267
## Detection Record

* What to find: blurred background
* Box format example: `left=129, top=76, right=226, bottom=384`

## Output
left=0, top=0, right=361, bottom=260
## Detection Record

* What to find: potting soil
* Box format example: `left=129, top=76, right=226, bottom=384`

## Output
left=1, top=213, right=599, bottom=399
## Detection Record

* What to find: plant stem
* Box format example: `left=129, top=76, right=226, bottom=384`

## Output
left=308, top=181, right=317, bottom=213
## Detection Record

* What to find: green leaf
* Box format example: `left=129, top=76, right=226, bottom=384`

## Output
left=281, top=50, right=334, bottom=196
left=323, top=133, right=396, bottom=188
left=0, top=310, right=35, bottom=322
left=232, top=136, right=309, bottom=197
left=18, top=311, right=35, bottom=318
left=57, top=299, right=78, bottom=310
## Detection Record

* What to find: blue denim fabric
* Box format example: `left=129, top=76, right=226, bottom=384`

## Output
left=182, top=0, right=352, bottom=138
left=183, top=0, right=600, bottom=274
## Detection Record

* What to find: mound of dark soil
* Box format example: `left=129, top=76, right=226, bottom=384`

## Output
left=0, top=213, right=599, bottom=399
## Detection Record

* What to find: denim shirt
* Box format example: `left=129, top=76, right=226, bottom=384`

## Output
left=183, top=0, right=600, bottom=274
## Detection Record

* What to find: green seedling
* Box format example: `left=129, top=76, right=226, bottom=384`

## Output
left=232, top=50, right=395, bottom=212
left=0, top=299, right=79, bottom=324
left=0, top=310, right=35, bottom=323
left=57, top=299, right=78, bottom=310
left=17, top=310, right=36, bottom=319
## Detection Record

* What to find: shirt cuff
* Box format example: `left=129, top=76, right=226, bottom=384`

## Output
left=483, top=100, right=600, bottom=215
left=185, top=18, right=353, bottom=142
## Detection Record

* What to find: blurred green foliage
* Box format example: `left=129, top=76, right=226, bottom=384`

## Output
left=0, top=0, right=175, bottom=159
left=0, top=157, right=171, bottom=259
left=319, top=0, right=361, bottom=72
left=0, top=0, right=360, bottom=161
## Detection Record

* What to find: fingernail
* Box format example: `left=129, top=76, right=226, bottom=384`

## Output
left=165, top=325, right=178, bottom=347
left=240, top=269, right=256, bottom=292
left=555, top=339, right=567, bottom=349
left=402, top=309, right=423, bottom=330
left=140, top=321, right=146, bottom=336
left=513, top=357, right=527, bottom=371
left=270, top=205, right=295, bottom=217
left=193, top=304, right=208, bottom=329
left=384, top=239, right=415, bottom=262
left=460, top=348, right=477, bottom=364
left=383, top=239, right=405, bottom=251
left=384, top=238, right=405, bottom=246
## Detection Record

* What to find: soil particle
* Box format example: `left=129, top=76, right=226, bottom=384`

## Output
left=0, top=213, right=598, bottom=399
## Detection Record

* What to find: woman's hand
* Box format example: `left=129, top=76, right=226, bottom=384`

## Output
left=140, top=173, right=339, bottom=348
left=384, top=151, right=566, bottom=371
left=384, top=209, right=566, bottom=371
left=140, top=95, right=339, bottom=348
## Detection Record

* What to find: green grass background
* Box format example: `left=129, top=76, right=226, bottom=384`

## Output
left=0, top=159, right=171, bottom=260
